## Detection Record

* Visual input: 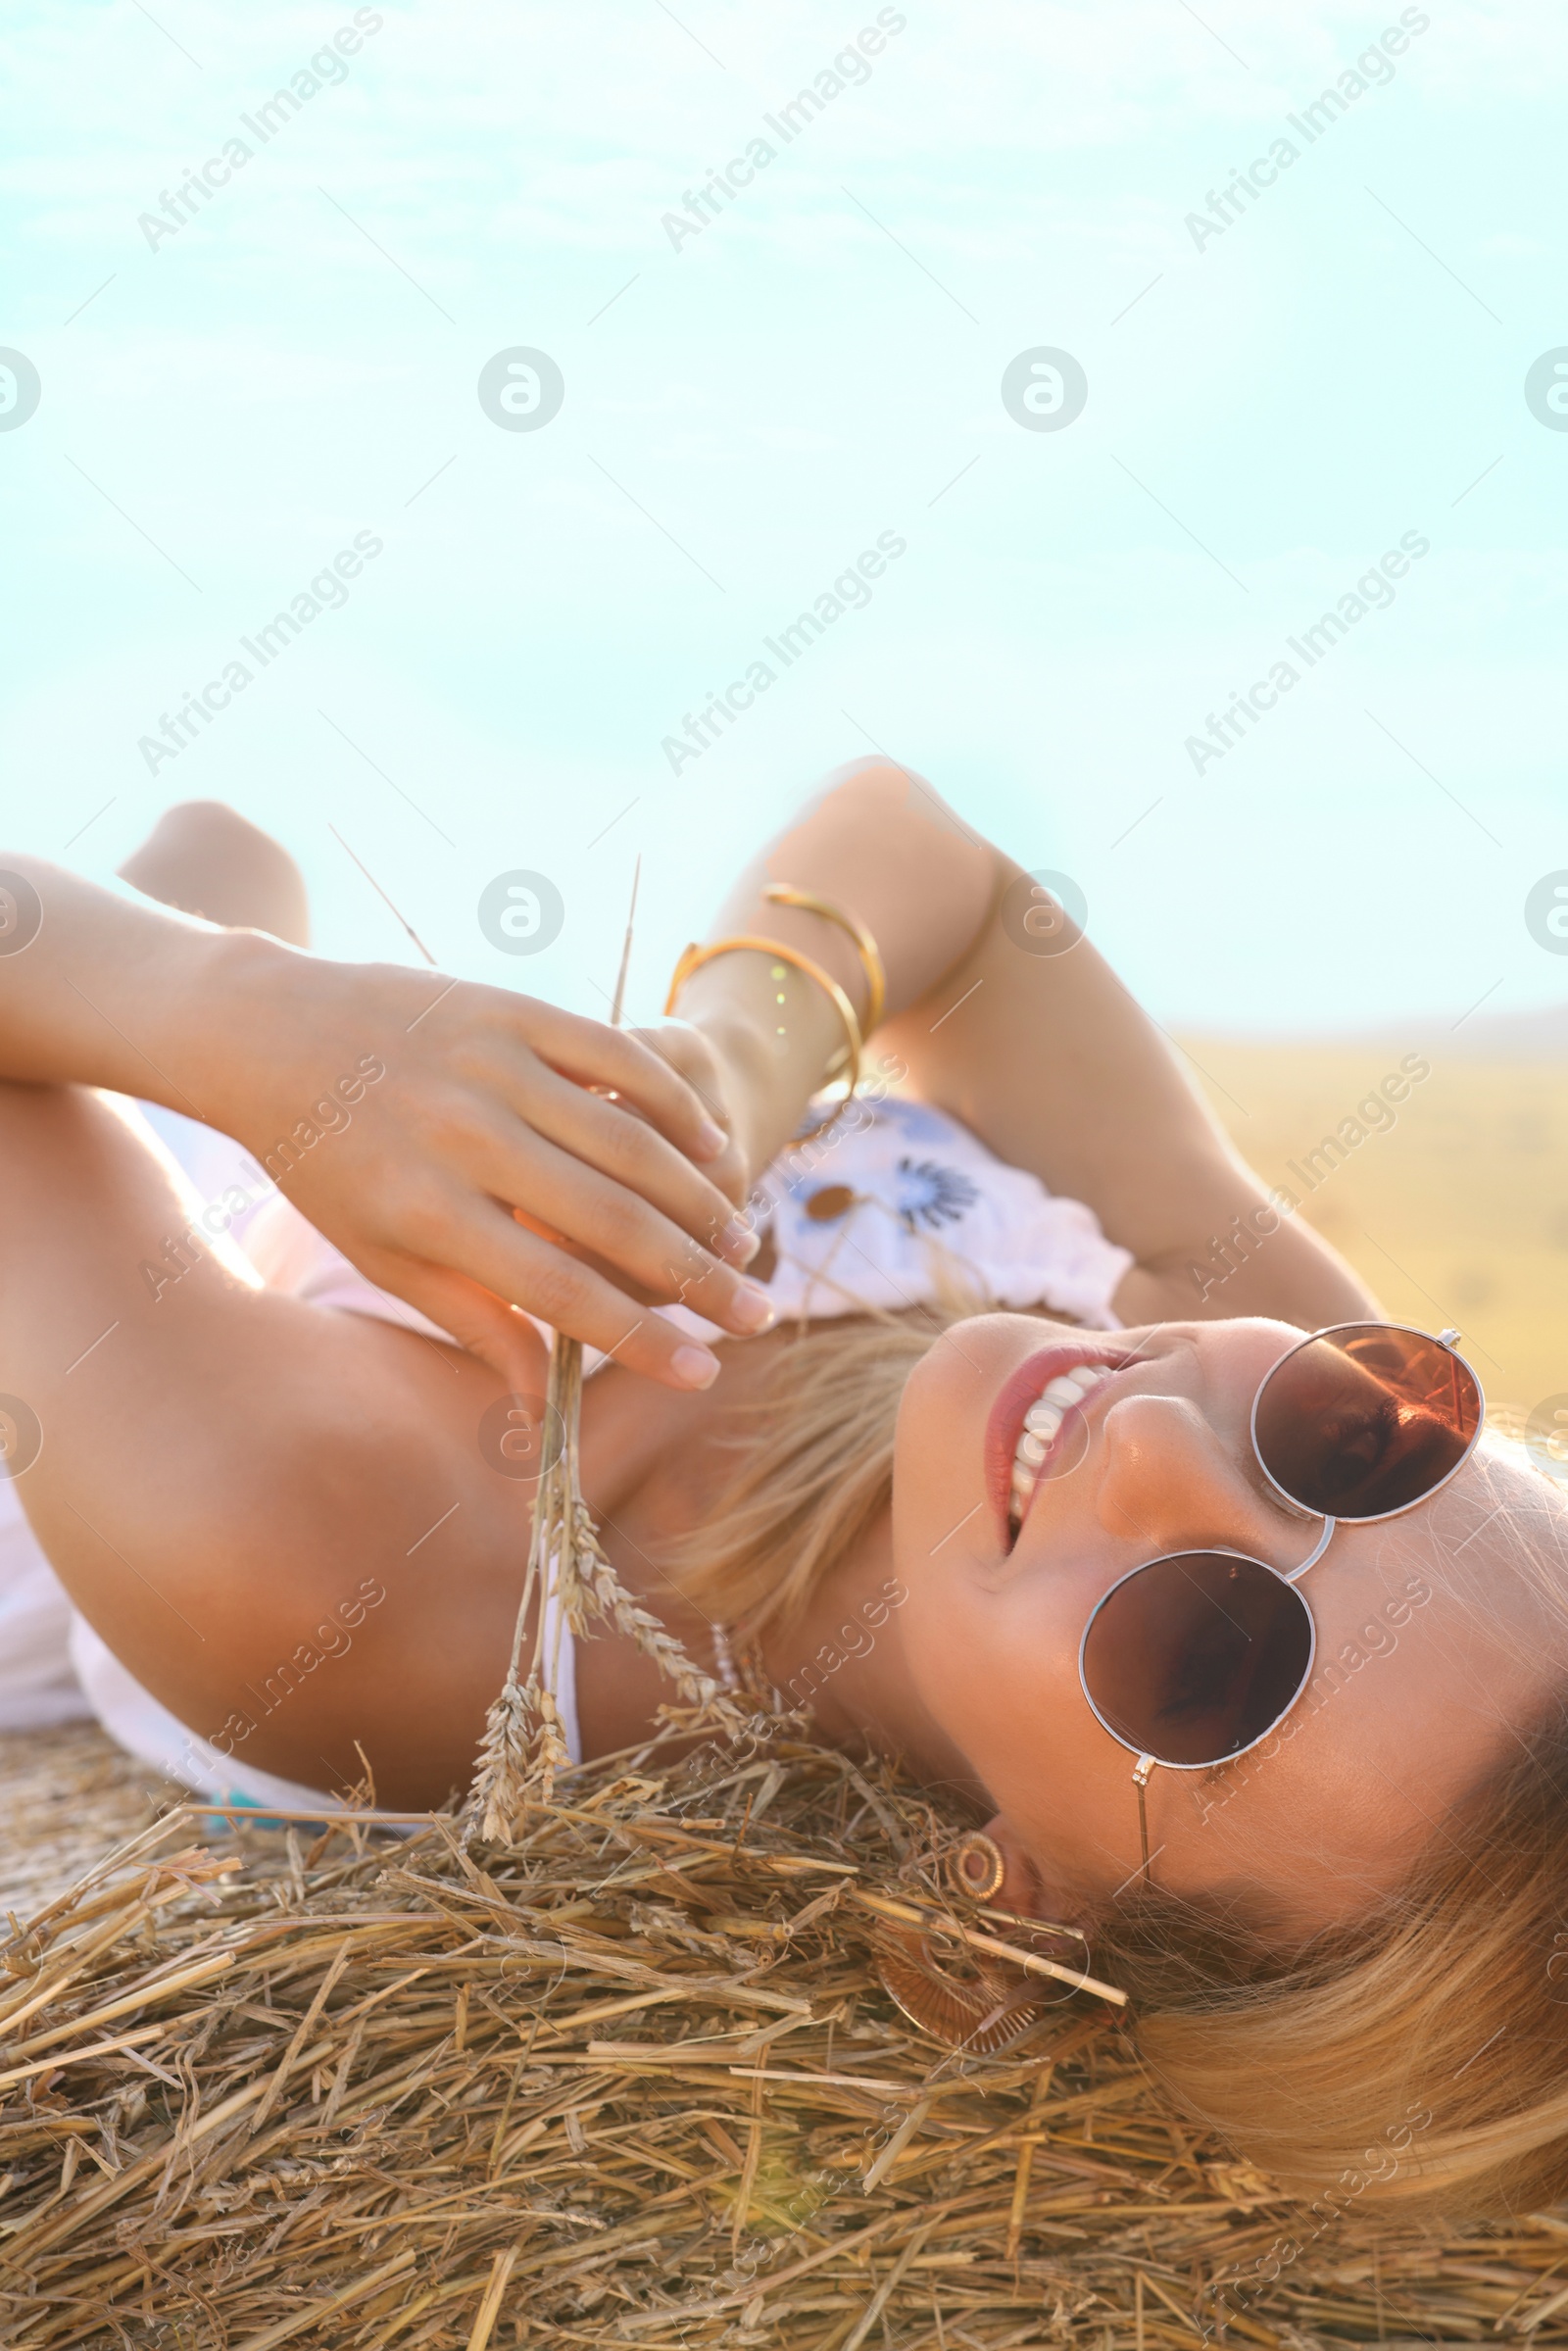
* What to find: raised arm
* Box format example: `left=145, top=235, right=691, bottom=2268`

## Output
left=668, top=760, right=1377, bottom=1330
left=0, top=855, right=774, bottom=1389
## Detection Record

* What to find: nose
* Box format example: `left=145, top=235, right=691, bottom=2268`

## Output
left=1093, top=1389, right=1298, bottom=1567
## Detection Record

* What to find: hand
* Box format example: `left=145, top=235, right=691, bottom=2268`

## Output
left=508, top=1016, right=764, bottom=1312
left=206, top=938, right=775, bottom=1391
left=621, top=1017, right=754, bottom=1211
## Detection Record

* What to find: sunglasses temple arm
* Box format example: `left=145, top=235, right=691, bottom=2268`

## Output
left=1132, top=1754, right=1155, bottom=1886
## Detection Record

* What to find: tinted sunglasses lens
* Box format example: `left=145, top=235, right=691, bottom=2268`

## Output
left=1082, top=1552, right=1312, bottom=1767
left=1253, top=1324, right=1482, bottom=1520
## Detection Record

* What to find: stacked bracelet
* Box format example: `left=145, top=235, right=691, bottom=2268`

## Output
left=664, top=935, right=863, bottom=1143
left=761, top=882, right=887, bottom=1038
left=665, top=884, right=884, bottom=1147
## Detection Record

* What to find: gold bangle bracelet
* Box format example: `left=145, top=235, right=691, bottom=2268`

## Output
left=761, top=882, right=886, bottom=1038
left=663, top=934, right=862, bottom=1143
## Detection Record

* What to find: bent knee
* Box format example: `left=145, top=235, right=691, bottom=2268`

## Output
left=118, top=802, right=310, bottom=948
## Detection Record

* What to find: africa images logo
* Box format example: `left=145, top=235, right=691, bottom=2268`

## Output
left=136, top=533, right=384, bottom=774
left=661, top=531, right=907, bottom=774
left=135, top=11, right=385, bottom=250
left=1184, top=531, right=1430, bottom=773
left=1182, top=11, right=1432, bottom=253
left=659, top=11, right=907, bottom=253
left=1526, top=873, right=1568, bottom=955
left=0, top=350, right=41, bottom=432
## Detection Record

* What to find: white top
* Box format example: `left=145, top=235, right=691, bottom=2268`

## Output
left=733, top=1090, right=1131, bottom=1335
left=2, top=1090, right=1130, bottom=1812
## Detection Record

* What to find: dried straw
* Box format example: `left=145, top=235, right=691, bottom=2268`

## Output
left=6, top=1732, right=1568, bottom=2348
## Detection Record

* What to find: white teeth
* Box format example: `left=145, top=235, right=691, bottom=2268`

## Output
left=1007, top=1361, right=1117, bottom=1533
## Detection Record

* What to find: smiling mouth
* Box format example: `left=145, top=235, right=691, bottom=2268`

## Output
left=1008, top=1361, right=1123, bottom=1535
left=984, top=1345, right=1143, bottom=1546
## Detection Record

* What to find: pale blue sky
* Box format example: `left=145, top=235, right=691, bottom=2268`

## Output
left=2, top=0, right=1564, bottom=1033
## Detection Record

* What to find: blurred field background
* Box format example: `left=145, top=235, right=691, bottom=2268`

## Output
left=1178, top=1014, right=1568, bottom=1428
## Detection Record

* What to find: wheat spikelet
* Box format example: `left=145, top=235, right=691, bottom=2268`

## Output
left=469, top=1331, right=577, bottom=1840
left=471, top=1673, right=532, bottom=1843
left=573, top=1519, right=743, bottom=1719
left=471, top=858, right=732, bottom=1836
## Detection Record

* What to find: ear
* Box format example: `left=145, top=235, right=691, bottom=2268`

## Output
left=974, top=1813, right=1097, bottom=1935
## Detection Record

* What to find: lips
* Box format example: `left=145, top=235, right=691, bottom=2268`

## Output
left=983, top=1343, right=1142, bottom=1547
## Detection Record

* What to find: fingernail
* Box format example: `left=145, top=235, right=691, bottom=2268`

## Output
left=672, top=1344, right=721, bottom=1389
left=728, top=1281, right=776, bottom=1334
left=694, top=1116, right=727, bottom=1159
left=724, top=1217, right=761, bottom=1263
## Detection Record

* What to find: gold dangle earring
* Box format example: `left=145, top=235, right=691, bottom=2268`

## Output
left=872, top=1920, right=1054, bottom=2057
left=950, top=1830, right=1007, bottom=1904
left=870, top=1829, right=1108, bottom=2056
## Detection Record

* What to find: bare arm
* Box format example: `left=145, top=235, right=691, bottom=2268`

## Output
left=670, top=761, right=1377, bottom=1330
left=0, top=857, right=773, bottom=1389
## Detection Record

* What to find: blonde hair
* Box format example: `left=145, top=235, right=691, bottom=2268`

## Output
left=1100, top=1713, right=1568, bottom=2227
left=675, top=1311, right=943, bottom=1639
left=1102, top=1453, right=1568, bottom=2229
left=668, top=1314, right=1568, bottom=2229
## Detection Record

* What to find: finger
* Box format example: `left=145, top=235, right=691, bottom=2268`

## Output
left=362, top=1255, right=553, bottom=1395
left=592, top=1018, right=754, bottom=1210
left=628, top=1017, right=724, bottom=1111
left=492, top=1057, right=760, bottom=1268
left=687, top=1127, right=750, bottom=1211
left=515, top=1001, right=730, bottom=1164
left=463, top=1116, right=774, bottom=1340
left=380, top=1200, right=729, bottom=1390
left=536, top=1232, right=751, bottom=1317
left=633, top=1022, right=752, bottom=1206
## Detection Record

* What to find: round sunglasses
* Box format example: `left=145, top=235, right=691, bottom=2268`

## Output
left=1074, top=1322, right=1485, bottom=1884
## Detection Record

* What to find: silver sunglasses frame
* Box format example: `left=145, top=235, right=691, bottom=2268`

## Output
left=1074, top=1321, right=1484, bottom=1885
left=1249, top=1319, right=1485, bottom=1528
left=1077, top=1546, right=1322, bottom=1779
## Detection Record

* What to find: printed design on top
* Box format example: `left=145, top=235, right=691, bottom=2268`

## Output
left=893, top=1155, right=981, bottom=1233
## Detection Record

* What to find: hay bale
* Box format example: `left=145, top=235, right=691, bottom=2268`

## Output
left=3, top=1735, right=1568, bottom=2348
left=0, top=1725, right=182, bottom=1922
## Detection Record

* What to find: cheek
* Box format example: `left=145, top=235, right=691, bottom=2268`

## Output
left=895, top=1545, right=1101, bottom=1788
left=895, top=1567, right=987, bottom=1722
left=894, top=1546, right=1162, bottom=1901
left=889, top=1353, right=985, bottom=1633
left=889, top=1316, right=1039, bottom=1580
left=893, top=1331, right=980, bottom=1488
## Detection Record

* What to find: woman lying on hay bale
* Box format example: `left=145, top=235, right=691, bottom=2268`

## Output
left=0, top=759, right=1563, bottom=2237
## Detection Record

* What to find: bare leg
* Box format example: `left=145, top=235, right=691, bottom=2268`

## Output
left=0, top=1080, right=532, bottom=1805
left=118, top=801, right=311, bottom=948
